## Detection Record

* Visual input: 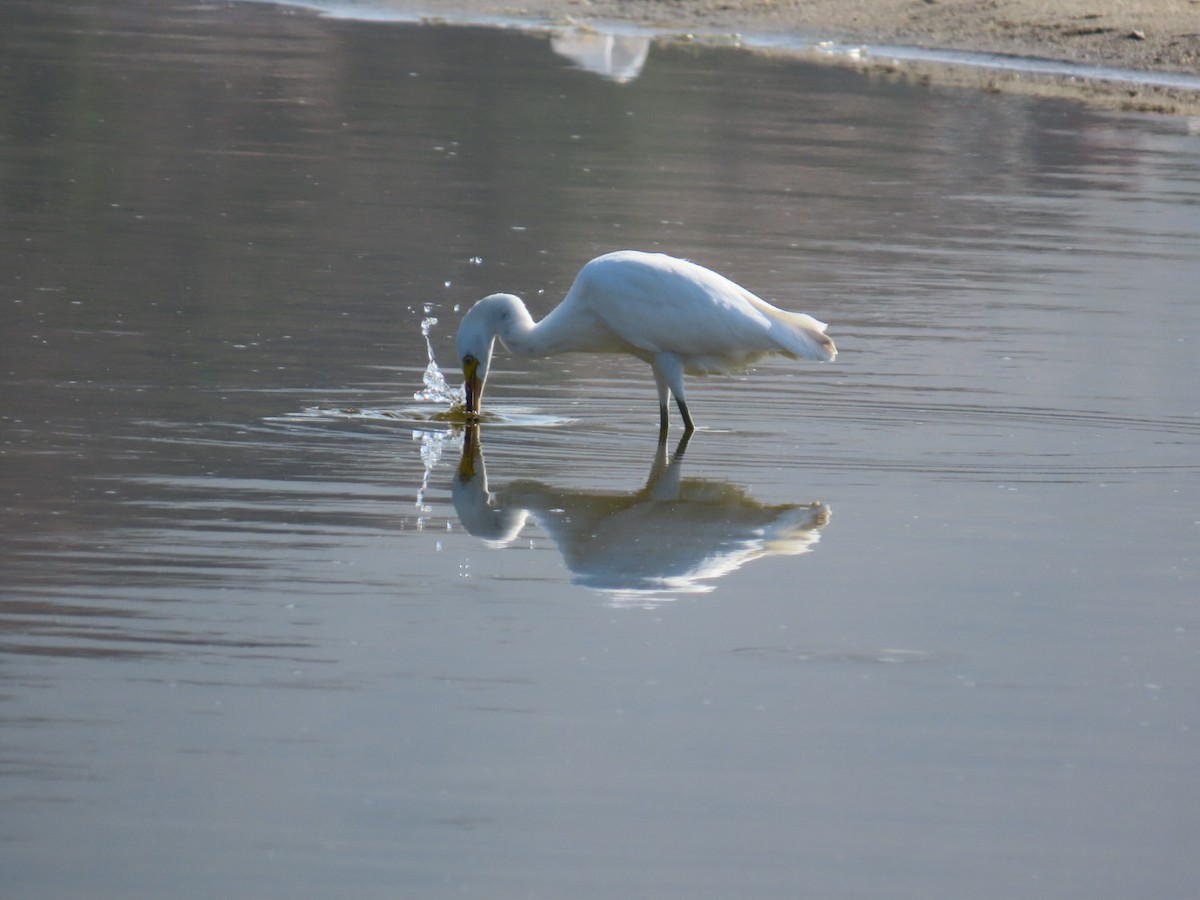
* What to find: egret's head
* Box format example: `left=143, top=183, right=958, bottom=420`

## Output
left=456, top=293, right=530, bottom=417
left=456, top=296, right=502, bottom=417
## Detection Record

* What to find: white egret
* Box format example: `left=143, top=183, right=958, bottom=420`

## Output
left=455, top=250, right=836, bottom=431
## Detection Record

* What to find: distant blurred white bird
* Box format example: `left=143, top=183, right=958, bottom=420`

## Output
left=456, top=250, right=836, bottom=431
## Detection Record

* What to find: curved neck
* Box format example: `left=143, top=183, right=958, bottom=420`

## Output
left=470, top=292, right=590, bottom=359
left=487, top=295, right=544, bottom=357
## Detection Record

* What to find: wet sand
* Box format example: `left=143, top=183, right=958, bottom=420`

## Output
left=414, top=0, right=1200, bottom=114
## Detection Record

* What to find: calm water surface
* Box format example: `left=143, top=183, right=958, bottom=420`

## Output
left=2, top=1, right=1198, bottom=898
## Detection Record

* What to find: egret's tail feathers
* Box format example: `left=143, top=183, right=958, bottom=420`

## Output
left=782, top=312, right=837, bottom=362
left=766, top=308, right=837, bottom=361
left=743, top=293, right=836, bottom=361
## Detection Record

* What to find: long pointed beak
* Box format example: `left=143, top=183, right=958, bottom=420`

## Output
left=463, top=358, right=483, bottom=418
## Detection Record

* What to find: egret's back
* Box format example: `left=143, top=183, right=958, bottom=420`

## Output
left=570, top=251, right=835, bottom=371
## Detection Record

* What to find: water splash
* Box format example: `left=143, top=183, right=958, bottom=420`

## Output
left=412, top=427, right=455, bottom=529
left=413, top=306, right=464, bottom=406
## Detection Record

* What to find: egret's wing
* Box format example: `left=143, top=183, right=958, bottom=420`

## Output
left=579, top=252, right=833, bottom=366
left=581, top=253, right=771, bottom=352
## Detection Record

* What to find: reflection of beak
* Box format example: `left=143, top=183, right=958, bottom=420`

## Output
left=458, top=424, right=481, bottom=481
left=463, top=358, right=482, bottom=418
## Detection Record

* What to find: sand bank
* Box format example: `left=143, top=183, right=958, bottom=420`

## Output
left=387, top=0, right=1200, bottom=114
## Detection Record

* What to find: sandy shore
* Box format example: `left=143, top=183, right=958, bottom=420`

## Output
left=405, top=0, right=1200, bottom=114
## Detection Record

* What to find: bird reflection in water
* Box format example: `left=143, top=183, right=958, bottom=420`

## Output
left=549, top=31, right=651, bottom=83
left=453, top=427, right=831, bottom=603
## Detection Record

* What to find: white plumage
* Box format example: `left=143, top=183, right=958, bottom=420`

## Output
left=455, top=250, right=836, bottom=431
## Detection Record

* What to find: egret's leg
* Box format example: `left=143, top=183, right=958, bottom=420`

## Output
left=676, top=397, right=695, bottom=433
left=652, top=366, right=671, bottom=433
left=654, top=352, right=695, bottom=433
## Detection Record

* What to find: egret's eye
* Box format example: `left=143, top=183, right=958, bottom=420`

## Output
left=463, top=354, right=477, bottom=367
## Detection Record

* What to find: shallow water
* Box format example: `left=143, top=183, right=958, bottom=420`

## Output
left=2, top=2, right=1198, bottom=898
